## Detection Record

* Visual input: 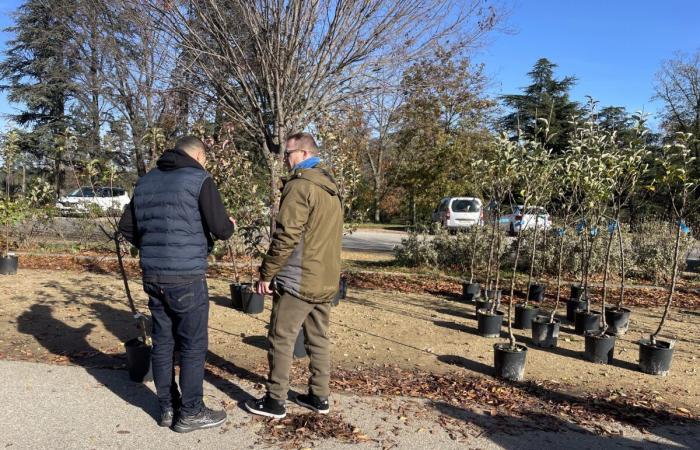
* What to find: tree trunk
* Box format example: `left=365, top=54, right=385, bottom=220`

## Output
left=584, top=234, right=594, bottom=313
left=526, top=218, right=539, bottom=307
left=550, top=233, right=566, bottom=323
left=507, top=230, right=524, bottom=347
left=485, top=213, right=497, bottom=290
left=373, top=174, right=381, bottom=223
left=469, top=227, right=477, bottom=283
left=616, top=219, right=626, bottom=308
left=650, top=222, right=682, bottom=344
left=601, top=226, right=615, bottom=328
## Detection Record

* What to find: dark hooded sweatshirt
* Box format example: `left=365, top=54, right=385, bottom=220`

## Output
left=118, top=149, right=233, bottom=282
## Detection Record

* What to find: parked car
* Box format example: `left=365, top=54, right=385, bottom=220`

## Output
left=500, top=205, right=551, bottom=234
left=431, top=197, right=483, bottom=232
left=56, top=187, right=130, bottom=215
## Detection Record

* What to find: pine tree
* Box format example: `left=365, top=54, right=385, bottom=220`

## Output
left=0, top=0, right=77, bottom=195
left=500, top=58, right=581, bottom=153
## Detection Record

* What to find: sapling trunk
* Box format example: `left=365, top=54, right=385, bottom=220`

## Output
left=616, top=219, right=626, bottom=309
left=601, top=225, right=615, bottom=329
left=227, top=242, right=240, bottom=283
left=507, top=227, right=525, bottom=348
left=550, top=232, right=566, bottom=323
left=485, top=214, right=497, bottom=290
left=584, top=233, right=595, bottom=313
left=579, top=231, right=586, bottom=286
left=468, top=227, right=477, bottom=284
left=525, top=218, right=539, bottom=307
left=650, top=222, right=682, bottom=345
left=491, top=227, right=502, bottom=314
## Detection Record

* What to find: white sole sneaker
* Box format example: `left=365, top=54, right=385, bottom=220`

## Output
left=245, top=402, right=286, bottom=419
left=295, top=398, right=330, bottom=414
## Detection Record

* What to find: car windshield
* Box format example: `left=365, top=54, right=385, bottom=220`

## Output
left=67, top=187, right=94, bottom=197
left=451, top=199, right=481, bottom=213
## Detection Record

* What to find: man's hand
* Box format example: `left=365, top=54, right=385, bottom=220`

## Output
left=256, top=280, right=273, bottom=295
left=229, top=217, right=237, bottom=228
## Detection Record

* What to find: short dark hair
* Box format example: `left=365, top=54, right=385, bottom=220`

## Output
left=286, top=132, right=318, bottom=154
left=174, top=135, right=206, bottom=153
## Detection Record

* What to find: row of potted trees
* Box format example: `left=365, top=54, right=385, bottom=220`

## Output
left=459, top=109, right=697, bottom=380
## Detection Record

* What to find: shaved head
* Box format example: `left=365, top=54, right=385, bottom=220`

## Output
left=175, top=135, right=206, bottom=158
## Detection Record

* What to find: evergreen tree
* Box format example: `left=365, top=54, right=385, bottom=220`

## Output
left=0, top=0, right=77, bottom=195
left=500, top=58, right=580, bottom=152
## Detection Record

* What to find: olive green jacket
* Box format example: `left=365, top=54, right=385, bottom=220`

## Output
left=259, top=164, right=343, bottom=303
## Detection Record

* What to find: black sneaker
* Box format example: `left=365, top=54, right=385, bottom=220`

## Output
left=172, top=406, right=227, bottom=433
left=159, top=407, right=175, bottom=427
left=245, top=394, right=286, bottom=419
left=295, top=393, right=330, bottom=414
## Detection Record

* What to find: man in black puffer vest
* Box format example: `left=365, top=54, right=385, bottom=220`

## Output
left=118, top=136, right=234, bottom=433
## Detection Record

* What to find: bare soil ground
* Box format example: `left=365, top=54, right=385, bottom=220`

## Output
left=1, top=268, right=698, bottom=418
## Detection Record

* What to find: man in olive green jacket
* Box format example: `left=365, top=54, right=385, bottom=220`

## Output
left=245, top=132, right=343, bottom=419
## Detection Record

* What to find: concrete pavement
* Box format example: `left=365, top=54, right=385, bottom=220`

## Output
left=1, top=359, right=698, bottom=449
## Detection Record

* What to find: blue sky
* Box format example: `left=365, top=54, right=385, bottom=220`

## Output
left=473, top=0, right=700, bottom=129
left=0, top=0, right=698, bottom=131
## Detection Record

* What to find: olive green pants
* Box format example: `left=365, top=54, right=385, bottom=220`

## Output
left=266, top=291, right=331, bottom=401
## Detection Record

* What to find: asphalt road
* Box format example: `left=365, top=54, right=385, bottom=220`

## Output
left=341, top=229, right=409, bottom=253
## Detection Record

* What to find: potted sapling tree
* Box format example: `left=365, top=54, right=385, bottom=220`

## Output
left=531, top=152, right=581, bottom=347
left=514, top=132, right=554, bottom=329
left=572, top=105, right=611, bottom=336
left=604, top=115, right=650, bottom=335
left=581, top=124, right=620, bottom=364
left=476, top=135, right=518, bottom=337
left=493, top=134, right=539, bottom=379
left=638, top=132, right=698, bottom=376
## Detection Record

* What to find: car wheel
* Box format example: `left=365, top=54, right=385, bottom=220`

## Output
left=509, top=223, right=515, bottom=236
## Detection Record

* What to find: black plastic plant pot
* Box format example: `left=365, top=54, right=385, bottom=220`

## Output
left=462, top=282, right=480, bottom=303
left=0, top=255, right=18, bottom=275
left=514, top=304, right=540, bottom=330
left=477, top=309, right=504, bottom=338
left=566, top=298, right=588, bottom=322
left=124, top=338, right=152, bottom=383
left=604, top=307, right=632, bottom=336
left=527, top=284, right=545, bottom=302
left=574, top=310, right=601, bottom=335
left=638, top=339, right=675, bottom=376
left=570, top=284, right=588, bottom=301
left=584, top=331, right=616, bottom=364
left=493, top=343, right=528, bottom=381
left=531, top=316, right=560, bottom=348
left=241, top=286, right=264, bottom=314
left=474, top=299, right=494, bottom=314
left=230, top=283, right=243, bottom=310
left=293, top=329, right=307, bottom=359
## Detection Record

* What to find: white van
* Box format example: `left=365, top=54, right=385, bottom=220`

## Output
left=432, top=197, right=483, bottom=232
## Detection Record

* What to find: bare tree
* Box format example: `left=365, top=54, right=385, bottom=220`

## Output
left=144, top=0, right=500, bottom=227
left=103, top=0, right=178, bottom=176
left=654, top=50, right=700, bottom=159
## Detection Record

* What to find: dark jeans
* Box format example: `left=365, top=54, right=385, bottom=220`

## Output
left=144, top=277, right=209, bottom=416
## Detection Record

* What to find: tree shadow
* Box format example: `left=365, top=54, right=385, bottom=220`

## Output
left=434, top=307, right=476, bottom=321
left=433, top=320, right=508, bottom=339
left=430, top=401, right=675, bottom=449
left=437, top=354, right=492, bottom=377
left=16, top=304, right=159, bottom=422
left=526, top=340, right=584, bottom=362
